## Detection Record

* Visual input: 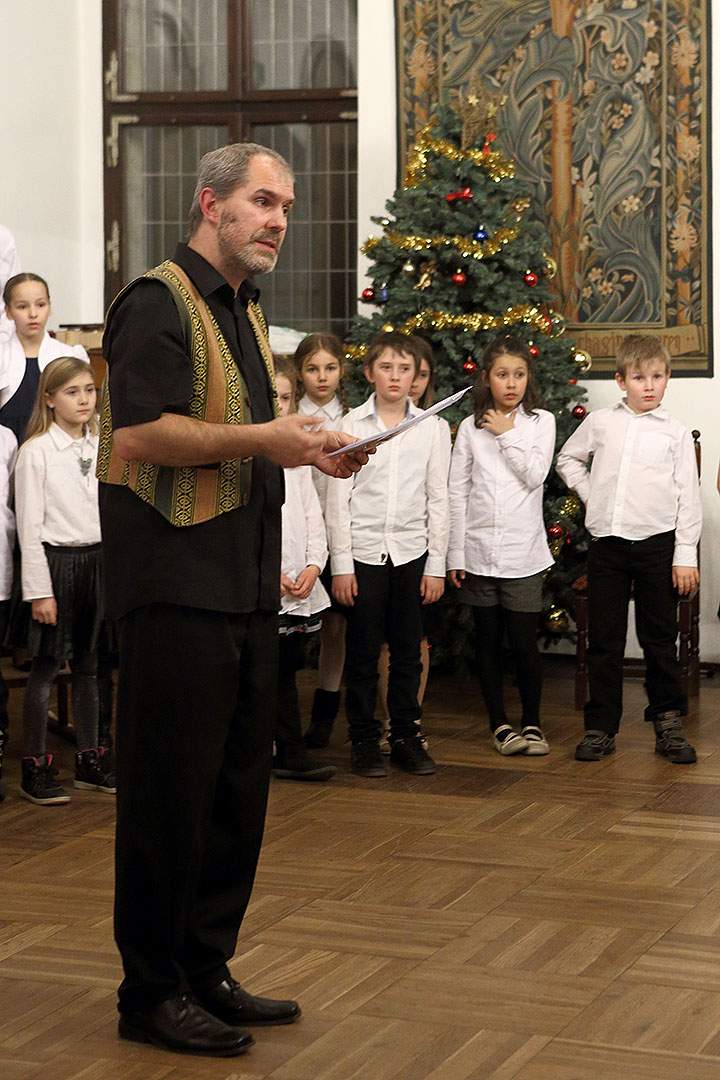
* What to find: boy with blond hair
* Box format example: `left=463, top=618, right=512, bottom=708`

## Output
left=556, top=334, right=702, bottom=763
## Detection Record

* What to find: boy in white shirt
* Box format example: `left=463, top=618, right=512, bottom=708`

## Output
left=556, top=334, right=701, bottom=764
left=325, top=332, right=450, bottom=777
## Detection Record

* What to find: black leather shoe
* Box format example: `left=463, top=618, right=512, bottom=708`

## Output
left=196, top=976, right=301, bottom=1026
left=118, top=993, right=254, bottom=1056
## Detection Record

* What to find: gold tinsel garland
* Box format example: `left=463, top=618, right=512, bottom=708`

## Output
left=345, top=305, right=554, bottom=362
left=404, top=126, right=516, bottom=188
left=362, top=225, right=520, bottom=261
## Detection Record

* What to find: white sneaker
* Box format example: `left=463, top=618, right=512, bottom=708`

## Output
left=492, top=725, right=529, bottom=756
left=521, top=726, right=550, bottom=755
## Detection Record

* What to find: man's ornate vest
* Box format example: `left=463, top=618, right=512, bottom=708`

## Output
left=97, top=260, right=278, bottom=527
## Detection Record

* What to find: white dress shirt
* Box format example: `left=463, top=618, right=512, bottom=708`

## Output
left=280, top=464, right=330, bottom=618
left=297, top=393, right=344, bottom=509
left=448, top=406, right=555, bottom=578
left=15, top=423, right=101, bottom=600
left=325, top=393, right=451, bottom=577
left=555, top=400, right=702, bottom=566
left=0, top=426, right=17, bottom=600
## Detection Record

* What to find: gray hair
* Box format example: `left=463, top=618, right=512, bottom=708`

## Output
left=187, top=142, right=294, bottom=237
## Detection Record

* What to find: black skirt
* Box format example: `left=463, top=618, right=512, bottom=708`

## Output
left=22, top=543, right=105, bottom=660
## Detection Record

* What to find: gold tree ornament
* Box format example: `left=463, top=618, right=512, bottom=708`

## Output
left=544, top=254, right=558, bottom=278
left=574, top=349, right=592, bottom=373
left=414, top=261, right=436, bottom=290
left=545, top=607, right=570, bottom=634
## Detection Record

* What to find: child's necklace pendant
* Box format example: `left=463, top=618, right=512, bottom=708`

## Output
left=79, top=457, right=92, bottom=476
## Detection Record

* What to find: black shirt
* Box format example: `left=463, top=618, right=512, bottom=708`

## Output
left=100, top=243, right=283, bottom=619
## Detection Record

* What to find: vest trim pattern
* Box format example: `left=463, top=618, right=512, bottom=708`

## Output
left=98, top=259, right=275, bottom=527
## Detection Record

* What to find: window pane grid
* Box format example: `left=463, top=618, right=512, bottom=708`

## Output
left=120, top=0, right=228, bottom=92
left=253, top=121, right=357, bottom=337
left=123, top=125, right=228, bottom=280
left=250, top=0, right=357, bottom=91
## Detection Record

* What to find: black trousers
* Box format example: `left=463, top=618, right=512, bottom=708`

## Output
left=275, top=631, right=307, bottom=755
left=114, top=603, right=277, bottom=1013
left=585, top=532, right=686, bottom=735
left=344, top=555, right=424, bottom=743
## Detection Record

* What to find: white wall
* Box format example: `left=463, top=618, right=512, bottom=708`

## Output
left=0, top=0, right=104, bottom=326
left=1, top=0, right=717, bottom=658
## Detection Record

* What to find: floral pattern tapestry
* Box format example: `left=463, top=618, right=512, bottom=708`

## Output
left=396, top=0, right=710, bottom=373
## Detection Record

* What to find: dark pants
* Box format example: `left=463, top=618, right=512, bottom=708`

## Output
left=585, top=532, right=686, bottom=735
left=275, top=631, right=307, bottom=756
left=472, top=607, right=542, bottom=733
left=344, top=555, right=424, bottom=744
left=114, top=603, right=278, bottom=1013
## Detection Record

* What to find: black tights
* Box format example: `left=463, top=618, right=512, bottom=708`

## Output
left=22, top=652, right=98, bottom=758
left=472, top=606, right=542, bottom=733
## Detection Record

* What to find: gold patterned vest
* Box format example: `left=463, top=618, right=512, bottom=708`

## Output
left=97, top=259, right=278, bottom=527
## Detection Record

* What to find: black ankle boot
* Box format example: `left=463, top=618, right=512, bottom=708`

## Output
left=304, top=689, right=341, bottom=748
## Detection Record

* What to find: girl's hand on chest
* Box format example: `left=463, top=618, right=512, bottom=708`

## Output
left=480, top=408, right=515, bottom=436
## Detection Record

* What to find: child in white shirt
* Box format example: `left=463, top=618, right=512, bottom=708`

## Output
left=325, top=331, right=450, bottom=778
left=294, top=333, right=348, bottom=749
left=15, top=356, right=113, bottom=805
left=448, top=336, right=555, bottom=756
left=1, top=273, right=89, bottom=442
left=272, top=357, right=335, bottom=782
left=556, top=334, right=701, bottom=764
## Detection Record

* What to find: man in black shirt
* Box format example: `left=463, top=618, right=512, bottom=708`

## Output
left=101, top=143, right=366, bottom=1058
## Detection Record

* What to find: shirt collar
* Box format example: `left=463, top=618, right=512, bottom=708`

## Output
left=616, top=398, right=670, bottom=420
left=47, top=421, right=90, bottom=451
left=173, top=242, right=260, bottom=306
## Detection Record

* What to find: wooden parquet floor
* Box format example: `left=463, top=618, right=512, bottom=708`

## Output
left=2, top=660, right=720, bottom=1079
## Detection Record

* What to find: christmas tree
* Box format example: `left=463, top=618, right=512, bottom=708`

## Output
left=346, top=91, right=590, bottom=650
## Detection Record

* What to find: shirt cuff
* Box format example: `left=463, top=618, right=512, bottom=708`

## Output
left=423, top=556, right=446, bottom=578
left=672, top=544, right=698, bottom=568
left=330, top=555, right=354, bottom=576
left=447, top=549, right=465, bottom=571
left=496, top=428, right=522, bottom=448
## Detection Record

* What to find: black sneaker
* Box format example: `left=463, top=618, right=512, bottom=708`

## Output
left=272, top=749, right=337, bottom=782
left=653, top=711, right=697, bottom=764
left=74, top=748, right=117, bottom=793
left=20, top=754, right=70, bottom=805
left=575, top=730, right=616, bottom=761
left=351, top=741, right=388, bottom=778
left=390, top=737, right=436, bottom=775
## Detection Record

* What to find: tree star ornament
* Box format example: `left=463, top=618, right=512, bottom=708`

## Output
left=450, top=83, right=505, bottom=148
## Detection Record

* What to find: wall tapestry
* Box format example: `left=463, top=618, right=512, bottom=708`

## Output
left=396, top=0, right=710, bottom=373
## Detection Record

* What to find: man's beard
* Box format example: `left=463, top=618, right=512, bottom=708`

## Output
left=218, top=215, right=280, bottom=276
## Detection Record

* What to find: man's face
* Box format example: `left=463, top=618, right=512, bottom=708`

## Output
left=216, top=155, right=295, bottom=278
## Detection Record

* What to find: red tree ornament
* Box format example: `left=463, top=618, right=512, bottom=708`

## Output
left=446, top=187, right=473, bottom=203
left=361, top=287, right=375, bottom=302
left=524, top=271, right=539, bottom=287
left=572, top=405, right=587, bottom=420
left=452, top=270, right=468, bottom=284
left=462, top=359, right=477, bottom=374
left=529, top=345, right=539, bottom=358
left=548, top=524, right=565, bottom=539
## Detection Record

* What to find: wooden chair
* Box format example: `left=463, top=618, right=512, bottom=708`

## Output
left=572, top=429, right=701, bottom=711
